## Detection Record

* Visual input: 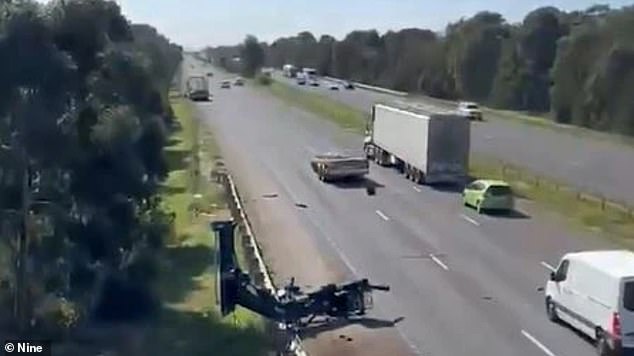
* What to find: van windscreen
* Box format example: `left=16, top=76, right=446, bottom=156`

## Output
left=624, top=282, right=634, bottom=311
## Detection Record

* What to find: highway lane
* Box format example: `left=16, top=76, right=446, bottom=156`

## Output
left=185, top=56, right=610, bottom=356
left=274, top=72, right=634, bottom=206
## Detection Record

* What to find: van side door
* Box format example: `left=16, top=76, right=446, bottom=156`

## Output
left=548, top=259, right=577, bottom=324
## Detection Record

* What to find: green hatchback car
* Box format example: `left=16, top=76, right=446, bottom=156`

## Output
left=463, top=179, right=514, bottom=213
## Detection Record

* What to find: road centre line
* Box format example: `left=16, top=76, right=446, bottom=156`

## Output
left=521, top=330, right=557, bottom=356
left=375, top=210, right=390, bottom=221
left=429, top=254, right=449, bottom=271
left=460, top=214, right=480, bottom=226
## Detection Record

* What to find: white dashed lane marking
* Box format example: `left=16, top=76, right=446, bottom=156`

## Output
left=376, top=210, right=390, bottom=221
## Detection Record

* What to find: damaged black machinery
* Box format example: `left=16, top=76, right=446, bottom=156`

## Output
left=212, top=220, right=390, bottom=330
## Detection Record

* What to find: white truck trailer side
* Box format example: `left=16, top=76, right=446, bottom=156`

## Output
left=364, top=103, right=470, bottom=184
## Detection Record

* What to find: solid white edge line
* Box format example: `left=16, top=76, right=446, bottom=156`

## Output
left=541, top=261, right=556, bottom=272
left=460, top=214, right=480, bottom=226
left=376, top=210, right=390, bottom=221
left=429, top=254, right=449, bottom=271
left=413, top=186, right=422, bottom=192
left=521, top=330, right=557, bottom=356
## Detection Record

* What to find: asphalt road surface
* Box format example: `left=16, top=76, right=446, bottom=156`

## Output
left=185, top=56, right=615, bottom=356
left=275, top=72, right=634, bottom=206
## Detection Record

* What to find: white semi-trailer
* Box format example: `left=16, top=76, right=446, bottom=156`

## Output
left=364, top=103, right=470, bottom=184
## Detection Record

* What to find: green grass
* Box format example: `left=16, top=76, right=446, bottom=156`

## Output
left=262, top=83, right=634, bottom=246
left=151, top=96, right=270, bottom=356
left=267, top=80, right=366, bottom=133
left=482, top=107, right=634, bottom=148
left=470, top=156, right=634, bottom=246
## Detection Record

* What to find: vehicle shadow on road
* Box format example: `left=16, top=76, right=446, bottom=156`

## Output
left=484, top=209, right=531, bottom=219
left=299, top=316, right=405, bottom=339
left=428, top=182, right=464, bottom=193
left=331, top=177, right=385, bottom=191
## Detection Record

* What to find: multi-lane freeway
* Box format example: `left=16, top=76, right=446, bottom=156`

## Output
left=183, top=54, right=619, bottom=356
left=274, top=72, right=634, bottom=207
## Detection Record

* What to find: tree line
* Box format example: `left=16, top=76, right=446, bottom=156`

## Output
left=0, top=0, right=182, bottom=337
left=210, top=4, right=634, bottom=136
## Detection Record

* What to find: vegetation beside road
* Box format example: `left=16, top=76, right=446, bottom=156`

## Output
left=0, top=0, right=181, bottom=343
left=149, top=97, right=269, bottom=356
left=0, top=1, right=268, bottom=354
left=210, top=5, right=634, bottom=138
left=265, top=80, right=634, bottom=246
left=470, top=157, right=634, bottom=246
left=266, top=79, right=366, bottom=133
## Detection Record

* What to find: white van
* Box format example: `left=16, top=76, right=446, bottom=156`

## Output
left=545, top=250, right=634, bottom=356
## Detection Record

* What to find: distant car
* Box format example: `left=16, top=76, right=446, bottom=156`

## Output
left=462, top=179, right=514, bottom=213
left=296, top=77, right=306, bottom=85
left=234, top=77, right=244, bottom=86
left=310, top=153, right=369, bottom=182
left=344, top=81, right=355, bottom=90
left=221, top=80, right=231, bottom=89
left=329, top=83, right=339, bottom=90
left=206, top=72, right=213, bottom=77
left=309, top=79, right=320, bottom=87
left=458, top=101, right=483, bottom=121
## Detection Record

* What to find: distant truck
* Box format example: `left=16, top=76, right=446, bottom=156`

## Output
left=364, top=103, right=470, bottom=184
left=186, top=76, right=210, bottom=101
left=283, top=64, right=298, bottom=78
left=302, top=67, right=318, bottom=80
left=296, top=73, right=307, bottom=85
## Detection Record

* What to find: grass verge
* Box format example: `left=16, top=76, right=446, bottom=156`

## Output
left=470, top=157, right=634, bottom=246
left=149, top=96, right=270, bottom=356
left=264, top=81, right=634, bottom=246
left=481, top=108, right=634, bottom=148
left=266, top=80, right=366, bottom=134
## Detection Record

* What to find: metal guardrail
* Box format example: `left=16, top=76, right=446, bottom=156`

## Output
left=217, top=170, right=308, bottom=356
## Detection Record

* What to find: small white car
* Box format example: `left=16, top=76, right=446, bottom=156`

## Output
left=458, top=101, right=483, bottom=121
left=329, top=83, right=339, bottom=90
left=545, top=250, right=634, bottom=356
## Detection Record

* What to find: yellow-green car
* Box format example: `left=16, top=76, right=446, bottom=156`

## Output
left=462, top=179, right=514, bottom=213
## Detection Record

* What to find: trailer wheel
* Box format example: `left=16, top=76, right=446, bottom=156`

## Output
left=418, top=171, right=426, bottom=185
left=413, top=170, right=422, bottom=184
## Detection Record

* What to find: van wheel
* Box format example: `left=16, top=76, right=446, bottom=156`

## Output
left=545, top=298, right=559, bottom=323
left=596, top=331, right=613, bottom=356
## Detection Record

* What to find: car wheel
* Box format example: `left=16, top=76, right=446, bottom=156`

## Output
left=546, top=297, right=559, bottom=323
left=596, top=331, right=613, bottom=356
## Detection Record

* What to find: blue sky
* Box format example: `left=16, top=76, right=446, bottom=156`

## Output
left=40, top=1, right=634, bottom=48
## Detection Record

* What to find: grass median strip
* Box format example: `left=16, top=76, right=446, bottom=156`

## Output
left=263, top=80, right=634, bottom=246
left=266, top=80, right=366, bottom=133
left=149, top=96, right=271, bottom=355
left=481, top=108, right=634, bottom=149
